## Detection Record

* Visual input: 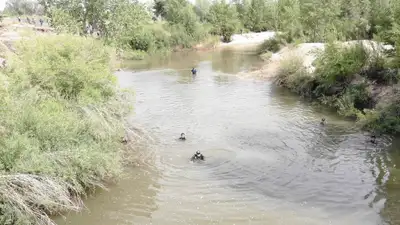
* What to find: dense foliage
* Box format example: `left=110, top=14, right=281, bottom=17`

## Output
left=31, top=0, right=400, bottom=55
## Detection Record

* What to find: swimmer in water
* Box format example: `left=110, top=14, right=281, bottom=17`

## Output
left=191, top=151, right=204, bottom=161
left=191, top=68, right=197, bottom=75
left=370, top=134, right=377, bottom=144
left=320, top=118, right=326, bottom=125
left=179, top=133, right=186, bottom=140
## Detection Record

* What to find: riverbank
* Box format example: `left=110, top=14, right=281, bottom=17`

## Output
left=250, top=36, right=400, bottom=135
left=0, top=19, right=145, bottom=225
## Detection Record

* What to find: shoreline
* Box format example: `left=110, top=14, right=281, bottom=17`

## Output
left=248, top=37, right=399, bottom=135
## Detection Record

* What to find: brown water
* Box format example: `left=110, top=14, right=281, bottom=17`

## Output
left=55, top=49, right=400, bottom=225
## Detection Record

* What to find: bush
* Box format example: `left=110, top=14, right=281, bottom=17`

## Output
left=365, top=102, right=400, bottom=134
left=11, top=35, right=116, bottom=102
left=168, top=23, right=193, bottom=48
left=335, top=92, right=363, bottom=119
left=128, top=29, right=155, bottom=52
left=0, top=34, right=133, bottom=224
left=258, top=38, right=281, bottom=54
left=257, top=33, right=289, bottom=55
left=333, top=84, right=372, bottom=120
left=274, top=55, right=316, bottom=96
left=313, top=42, right=368, bottom=97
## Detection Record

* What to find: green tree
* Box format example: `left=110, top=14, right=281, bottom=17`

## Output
left=100, top=0, right=151, bottom=44
left=207, top=0, right=240, bottom=42
left=153, top=0, right=166, bottom=18
left=245, top=0, right=268, bottom=32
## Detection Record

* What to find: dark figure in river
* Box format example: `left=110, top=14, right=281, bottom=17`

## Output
left=17, top=17, right=21, bottom=23
left=191, top=151, right=205, bottom=161
left=39, top=18, right=44, bottom=26
left=370, top=135, right=377, bottom=144
left=191, top=68, right=197, bottom=75
left=179, top=133, right=186, bottom=140
left=320, top=118, right=326, bottom=125
left=26, top=17, right=30, bottom=24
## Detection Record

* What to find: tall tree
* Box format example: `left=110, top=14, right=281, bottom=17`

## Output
left=207, top=0, right=240, bottom=42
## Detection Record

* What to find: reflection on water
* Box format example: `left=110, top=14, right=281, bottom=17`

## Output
left=56, top=49, right=400, bottom=225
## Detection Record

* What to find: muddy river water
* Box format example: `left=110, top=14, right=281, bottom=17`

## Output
left=55, top=49, right=400, bottom=225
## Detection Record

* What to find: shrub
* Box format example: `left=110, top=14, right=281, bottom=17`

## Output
left=128, top=29, right=155, bottom=52
left=10, top=35, right=116, bottom=102
left=258, top=38, right=281, bottom=54
left=169, top=23, right=193, bottom=48
left=365, top=102, right=400, bottom=134
left=274, top=55, right=316, bottom=96
left=334, top=84, right=372, bottom=120
left=257, top=33, right=289, bottom=55
left=313, top=42, right=368, bottom=97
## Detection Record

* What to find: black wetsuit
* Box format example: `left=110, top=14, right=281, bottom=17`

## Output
left=191, top=154, right=204, bottom=161
left=370, top=135, right=377, bottom=144
left=191, top=68, right=197, bottom=75
left=179, top=137, right=186, bottom=140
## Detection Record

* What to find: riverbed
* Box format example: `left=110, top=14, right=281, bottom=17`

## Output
left=55, top=49, right=400, bottom=225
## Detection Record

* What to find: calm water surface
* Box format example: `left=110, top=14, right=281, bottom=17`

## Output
left=55, top=49, right=400, bottom=225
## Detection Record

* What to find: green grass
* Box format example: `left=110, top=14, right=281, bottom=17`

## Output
left=0, top=34, right=135, bottom=225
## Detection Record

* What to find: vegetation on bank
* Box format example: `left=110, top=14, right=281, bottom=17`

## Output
left=273, top=40, right=400, bottom=135
left=7, top=0, right=399, bottom=60
left=0, top=34, right=133, bottom=225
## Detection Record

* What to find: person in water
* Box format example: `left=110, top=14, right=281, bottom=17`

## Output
left=191, top=68, right=197, bottom=75
left=179, top=133, right=186, bottom=140
left=320, top=118, right=326, bottom=125
left=191, top=151, right=205, bottom=161
left=370, top=134, right=377, bottom=144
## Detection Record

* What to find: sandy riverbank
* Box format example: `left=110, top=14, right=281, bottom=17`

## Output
left=217, top=31, right=276, bottom=50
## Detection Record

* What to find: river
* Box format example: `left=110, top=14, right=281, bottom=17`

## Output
left=55, top=49, right=400, bottom=225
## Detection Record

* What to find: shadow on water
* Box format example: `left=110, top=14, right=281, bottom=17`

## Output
left=56, top=49, right=400, bottom=225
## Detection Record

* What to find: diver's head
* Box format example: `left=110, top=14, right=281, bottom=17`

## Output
left=322, top=118, right=326, bottom=122
left=196, top=150, right=200, bottom=155
left=181, top=133, right=185, bottom=137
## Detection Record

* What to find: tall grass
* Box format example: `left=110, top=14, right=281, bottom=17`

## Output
left=0, top=34, right=134, bottom=224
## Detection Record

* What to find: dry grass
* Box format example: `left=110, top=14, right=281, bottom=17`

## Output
left=0, top=174, right=81, bottom=225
